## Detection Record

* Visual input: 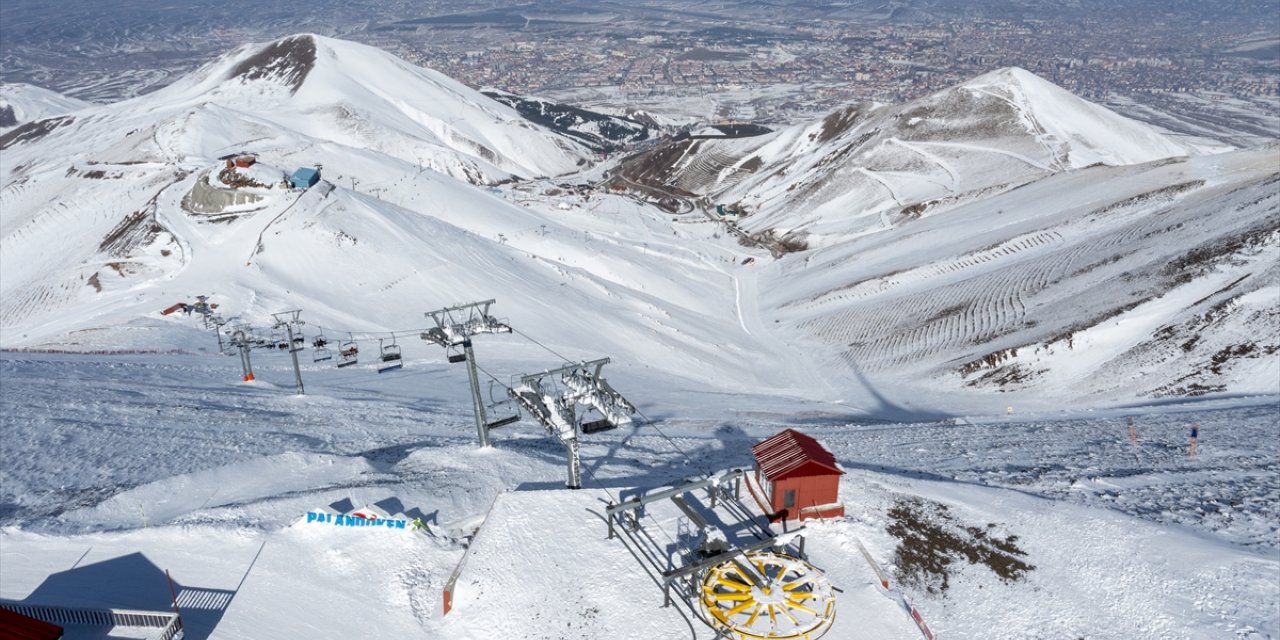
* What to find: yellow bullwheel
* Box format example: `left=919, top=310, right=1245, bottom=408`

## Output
left=699, top=551, right=836, bottom=640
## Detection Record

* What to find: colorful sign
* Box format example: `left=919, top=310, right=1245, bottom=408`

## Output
left=306, top=509, right=408, bottom=529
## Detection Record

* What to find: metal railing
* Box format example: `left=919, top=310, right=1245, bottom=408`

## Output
left=0, top=600, right=184, bottom=640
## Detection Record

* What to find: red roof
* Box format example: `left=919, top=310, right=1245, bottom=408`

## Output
left=751, top=429, right=843, bottom=480
left=0, top=607, right=63, bottom=640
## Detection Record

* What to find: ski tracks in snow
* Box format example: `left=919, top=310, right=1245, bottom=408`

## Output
left=969, top=86, right=1068, bottom=171
left=888, top=138, right=960, bottom=192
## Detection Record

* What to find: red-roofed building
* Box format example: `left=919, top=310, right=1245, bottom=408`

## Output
left=751, top=429, right=845, bottom=522
left=0, top=607, right=64, bottom=640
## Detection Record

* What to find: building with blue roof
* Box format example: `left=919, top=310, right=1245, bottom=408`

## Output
left=290, top=167, right=320, bottom=189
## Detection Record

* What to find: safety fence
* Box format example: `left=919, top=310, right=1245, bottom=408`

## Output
left=0, top=600, right=184, bottom=640
left=850, top=540, right=936, bottom=640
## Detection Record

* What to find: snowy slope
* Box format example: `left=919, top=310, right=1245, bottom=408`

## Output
left=757, top=147, right=1280, bottom=403
left=0, top=352, right=1275, bottom=639
left=0, top=83, right=91, bottom=130
left=609, top=69, right=1276, bottom=406
left=0, top=34, right=592, bottom=187
left=1, top=41, right=1275, bottom=415
left=618, top=67, right=1202, bottom=247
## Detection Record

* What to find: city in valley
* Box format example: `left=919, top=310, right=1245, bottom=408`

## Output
left=2, top=0, right=1276, bottom=142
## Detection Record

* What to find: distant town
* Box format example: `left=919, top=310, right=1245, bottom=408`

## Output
left=352, top=4, right=1278, bottom=123
left=1, top=0, right=1276, bottom=132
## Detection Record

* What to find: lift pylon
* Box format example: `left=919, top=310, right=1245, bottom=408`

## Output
left=230, top=326, right=255, bottom=382
left=271, top=310, right=306, bottom=395
left=421, top=300, right=512, bottom=448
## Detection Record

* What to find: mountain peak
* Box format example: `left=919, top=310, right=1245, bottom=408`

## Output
left=949, top=66, right=1192, bottom=167
left=225, top=34, right=317, bottom=93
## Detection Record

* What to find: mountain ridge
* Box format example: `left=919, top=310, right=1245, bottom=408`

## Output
left=1, top=37, right=1275, bottom=411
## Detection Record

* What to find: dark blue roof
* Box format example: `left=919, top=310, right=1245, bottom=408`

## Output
left=292, top=167, right=320, bottom=180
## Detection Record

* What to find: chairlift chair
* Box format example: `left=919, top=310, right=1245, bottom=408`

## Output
left=311, top=326, right=332, bottom=362
left=581, top=407, right=619, bottom=434
left=377, top=334, right=403, bottom=373
left=446, top=343, right=467, bottom=364
left=486, top=381, right=521, bottom=429
left=336, top=333, right=359, bottom=368
left=272, top=330, right=289, bottom=350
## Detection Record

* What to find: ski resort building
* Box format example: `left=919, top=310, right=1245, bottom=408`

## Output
left=289, top=167, right=320, bottom=189
left=752, top=429, right=845, bottom=521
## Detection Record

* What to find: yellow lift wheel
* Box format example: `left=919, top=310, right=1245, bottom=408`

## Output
left=699, top=551, right=836, bottom=640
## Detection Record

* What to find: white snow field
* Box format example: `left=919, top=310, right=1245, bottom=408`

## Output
left=0, top=83, right=92, bottom=131
left=1, top=33, right=1278, bottom=640
left=0, top=348, right=1276, bottom=639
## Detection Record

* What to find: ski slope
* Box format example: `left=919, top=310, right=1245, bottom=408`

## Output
left=0, top=35, right=1277, bottom=639
left=0, top=349, right=1275, bottom=639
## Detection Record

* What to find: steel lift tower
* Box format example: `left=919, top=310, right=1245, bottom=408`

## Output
left=271, top=310, right=306, bottom=395
left=229, top=325, right=256, bottom=382
left=421, top=300, right=511, bottom=447
left=508, top=358, right=637, bottom=488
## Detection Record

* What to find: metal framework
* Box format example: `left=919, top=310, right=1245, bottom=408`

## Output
left=229, top=325, right=255, bottom=382
left=602, top=471, right=835, bottom=639
left=421, top=300, right=511, bottom=447
left=271, top=310, right=306, bottom=395
left=508, top=358, right=636, bottom=488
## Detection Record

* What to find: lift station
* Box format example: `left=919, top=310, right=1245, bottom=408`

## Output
left=605, top=470, right=837, bottom=640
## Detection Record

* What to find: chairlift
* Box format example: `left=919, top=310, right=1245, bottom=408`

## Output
left=311, top=326, right=332, bottom=362
left=446, top=342, right=467, bottom=364
left=272, top=329, right=289, bottom=350
left=581, top=413, right=619, bottom=434
left=377, top=333, right=403, bottom=373
left=336, top=333, right=359, bottom=368
left=486, top=381, right=521, bottom=429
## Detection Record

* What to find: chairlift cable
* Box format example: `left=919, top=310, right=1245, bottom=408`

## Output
left=506, top=325, right=702, bottom=475
left=511, top=327, right=575, bottom=365
left=634, top=406, right=701, bottom=471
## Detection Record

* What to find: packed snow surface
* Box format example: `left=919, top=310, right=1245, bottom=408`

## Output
left=1, top=349, right=1276, bottom=639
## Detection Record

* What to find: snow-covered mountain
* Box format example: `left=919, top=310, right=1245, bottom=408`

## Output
left=1, top=39, right=1275, bottom=410
left=2, top=35, right=593, bottom=183
left=612, top=68, right=1278, bottom=403
left=0, top=36, right=1277, bottom=640
left=483, top=89, right=653, bottom=152
left=618, top=67, right=1204, bottom=246
left=0, top=83, right=91, bottom=131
